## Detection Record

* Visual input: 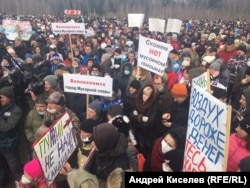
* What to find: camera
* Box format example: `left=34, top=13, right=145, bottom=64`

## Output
left=27, top=72, right=46, bottom=95
left=27, top=80, right=44, bottom=95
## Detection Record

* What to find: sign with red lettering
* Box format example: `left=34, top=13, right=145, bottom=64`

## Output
left=64, top=9, right=81, bottom=15
left=183, top=84, right=230, bottom=171
left=137, top=34, right=173, bottom=76
left=63, top=74, right=113, bottom=97
left=51, top=21, right=85, bottom=34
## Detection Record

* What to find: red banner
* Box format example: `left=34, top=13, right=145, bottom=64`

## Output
left=64, top=10, right=81, bottom=15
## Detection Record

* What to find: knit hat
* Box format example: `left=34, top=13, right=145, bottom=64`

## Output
left=51, top=53, right=62, bottom=61
left=226, top=38, right=234, bottom=45
left=24, top=53, right=33, bottom=59
left=43, top=75, right=58, bottom=88
left=107, top=104, right=124, bottom=117
left=111, top=115, right=130, bottom=137
left=80, top=119, right=97, bottom=133
left=171, top=83, right=188, bottom=98
left=47, top=91, right=65, bottom=106
left=168, top=127, right=187, bottom=149
left=208, top=46, right=218, bottom=53
left=164, top=149, right=184, bottom=172
left=93, top=123, right=119, bottom=152
left=23, top=159, right=42, bottom=179
left=170, top=49, right=179, bottom=55
left=181, top=57, right=191, bottom=67
left=237, top=44, right=247, bottom=54
left=129, top=80, right=141, bottom=90
left=49, top=44, right=57, bottom=50
left=239, top=117, right=250, bottom=135
left=209, top=61, right=221, bottom=71
left=89, top=99, right=103, bottom=116
left=32, top=54, right=43, bottom=62
left=0, top=86, right=14, bottom=99
left=202, top=56, right=216, bottom=65
left=238, top=156, right=250, bottom=172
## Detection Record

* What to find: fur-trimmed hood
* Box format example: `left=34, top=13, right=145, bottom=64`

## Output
left=136, top=84, right=157, bottom=113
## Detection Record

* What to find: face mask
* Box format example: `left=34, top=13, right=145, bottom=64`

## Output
left=37, top=111, right=45, bottom=115
left=124, top=70, right=130, bottom=75
left=47, top=108, right=57, bottom=114
left=104, top=75, right=111, bottom=78
left=101, top=34, right=105, bottom=38
left=157, top=86, right=164, bottom=93
left=21, top=175, right=32, bottom=185
left=114, top=64, right=120, bottom=69
left=247, top=61, right=250, bottom=66
left=81, top=136, right=93, bottom=143
left=161, top=139, right=173, bottom=154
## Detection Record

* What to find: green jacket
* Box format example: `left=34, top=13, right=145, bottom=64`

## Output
left=24, top=108, right=43, bottom=144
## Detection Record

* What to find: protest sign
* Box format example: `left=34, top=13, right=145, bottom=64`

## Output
left=137, top=34, right=173, bottom=75
left=166, top=18, right=182, bottom=34
left=63, top=74, right=113, bottom=97
left=33, top=112, right=77, bottom=186
left=148, top=18, right=165, bottom=33
left=2, top=19, right=32, bottom=41
left=128, top=14, right=144, bottom=28
left=51, top=21, right=85, bottom=34
left=183, top=84, right=231, bottom=171
left=192, top=70, right=210, bottom=92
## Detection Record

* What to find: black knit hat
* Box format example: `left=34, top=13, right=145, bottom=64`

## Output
left=168, top=127, right=187, bottom=150
left=237, top=44, right=247, bottom=54
left=170, top=49, right=179, bottom=55
left=80, top=119, right=97, bottom=133
left=93, top=123, right=119, bottom=152
left=239, top=117, right=250, bottom=135
left=129, top=80, right=141, bottom=90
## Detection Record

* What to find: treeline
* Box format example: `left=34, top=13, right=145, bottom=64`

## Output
left=0, top=0, right=250, bottom=20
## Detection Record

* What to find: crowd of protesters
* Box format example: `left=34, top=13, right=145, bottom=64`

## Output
left=1, top=13, right=250, bottom=188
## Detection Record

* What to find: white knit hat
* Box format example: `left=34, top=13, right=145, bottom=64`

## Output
left=202, top=56, right=216, bottom=65
left=181, top=57, right=191, bottom=67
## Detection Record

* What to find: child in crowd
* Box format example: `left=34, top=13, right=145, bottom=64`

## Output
left=18, top=158, right=57, bottom=188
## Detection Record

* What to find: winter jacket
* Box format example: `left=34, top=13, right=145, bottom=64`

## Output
left=0, top=102, right=22, bottom=151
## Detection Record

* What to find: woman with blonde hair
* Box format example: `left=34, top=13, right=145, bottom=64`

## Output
left=128, top=65, right=152, bottom=89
